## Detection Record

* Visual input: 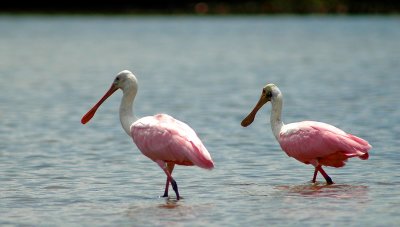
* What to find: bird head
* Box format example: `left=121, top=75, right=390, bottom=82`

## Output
left=81, top=70, right=138, bottom=124
left=112, top=70, right=138, bottom=91
left=241, top=83, right=280, bottom=127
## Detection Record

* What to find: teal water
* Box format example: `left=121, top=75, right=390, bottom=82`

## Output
left=1, top=15, right=399, bottom=226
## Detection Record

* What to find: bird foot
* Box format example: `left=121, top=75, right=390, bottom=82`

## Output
left=310, top=180, right=324, bottom=186
left=161, top=195, right=183, bottom=201
left=325, top=176, right=334, bottom=185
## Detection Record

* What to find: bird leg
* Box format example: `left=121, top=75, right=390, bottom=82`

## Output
left=163, top=179, right=170, bottom=197
left=170, top=178, right=180, bottom=200
left=312, top=167, right=318, bottom=183
left=316, top=165, right=334, bottom=185
left=156, top=161, right=180, bottom=200
left=162, top=163, right=175, bottom=197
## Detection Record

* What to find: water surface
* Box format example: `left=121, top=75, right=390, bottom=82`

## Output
left=0, top=15, right=399, bottom=226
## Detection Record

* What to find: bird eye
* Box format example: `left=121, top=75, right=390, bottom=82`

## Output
left=115, top=77, right=120, bottom=82
left=267, top=91, right=272, bottom=98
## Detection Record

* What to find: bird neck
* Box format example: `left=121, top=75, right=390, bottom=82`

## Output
left=270, top=94, right=284, bottom=140
left=119, top=88, right=138, bottom=137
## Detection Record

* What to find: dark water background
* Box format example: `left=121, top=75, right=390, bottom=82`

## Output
left=1, top=15, right=399, bottom=226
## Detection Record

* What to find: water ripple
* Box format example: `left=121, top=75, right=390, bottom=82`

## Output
left=0, top=15, right=399, bottom=226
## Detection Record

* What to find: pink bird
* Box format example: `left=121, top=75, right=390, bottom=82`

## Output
left=241, top=83, right=371, bottom=184
left=81, top=70, right=214, bottom=200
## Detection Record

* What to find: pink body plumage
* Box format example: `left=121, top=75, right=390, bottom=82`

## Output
left=279, top=121, right=370, bottom=168
left=132, top=114, right=214, bottom=169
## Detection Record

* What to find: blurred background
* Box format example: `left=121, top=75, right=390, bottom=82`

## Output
left=1, top=0, right=400, bottom=14
left=1, top=1, right=399, bottom=227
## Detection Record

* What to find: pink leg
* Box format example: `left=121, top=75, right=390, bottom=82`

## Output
left=317, top=165, right=334, bottom=185
left=162, top=163, right=175, bottom=197
left=156, top=161, right=180, bottom=200
left=163, top=178, right=170, bottom=197
left=312, top=167, right=318, bottom=183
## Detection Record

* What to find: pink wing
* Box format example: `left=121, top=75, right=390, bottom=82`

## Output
left=131, top=114, right=214, bottom=169
left=279, top=121, right=371, bottom=167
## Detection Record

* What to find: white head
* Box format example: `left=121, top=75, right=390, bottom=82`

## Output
left=241, top=83, right=282, bottom=127
left=112, top=70, right=138, bottom=92
left=81, top=70, right=138, bottom=124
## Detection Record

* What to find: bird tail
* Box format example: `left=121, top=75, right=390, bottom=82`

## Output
left=188, top=141, right=215, bottom=169
left=345, top=134, right=372, bottom=160
left=359, top=152, right=369, bottom=160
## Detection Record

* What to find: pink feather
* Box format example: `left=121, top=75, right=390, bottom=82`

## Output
left=131, top=114, right=214, bottom=169
left=279, top=121, right=371, bottom=168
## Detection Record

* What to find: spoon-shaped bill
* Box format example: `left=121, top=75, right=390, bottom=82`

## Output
left=241, top=92, right=268, bottom=127
left=81, top=84, right=118, bottom=124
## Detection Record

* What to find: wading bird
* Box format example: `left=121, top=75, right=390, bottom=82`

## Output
left=81, top=70, right=214, bottom=200
left=241, top=83, right=371, bottom=184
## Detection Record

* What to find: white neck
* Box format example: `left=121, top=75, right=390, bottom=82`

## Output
left=119, top=88, right=138, bottom=137
left=270, top=93, right=284, bottom=140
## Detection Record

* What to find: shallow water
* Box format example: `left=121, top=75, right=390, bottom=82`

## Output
left=1, top=15, right=399, bottom=226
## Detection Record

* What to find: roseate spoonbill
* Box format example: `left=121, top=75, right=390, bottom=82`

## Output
left=241, top=83, right=371, bottom=185
left=81, top=70, right=214, bottom=200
